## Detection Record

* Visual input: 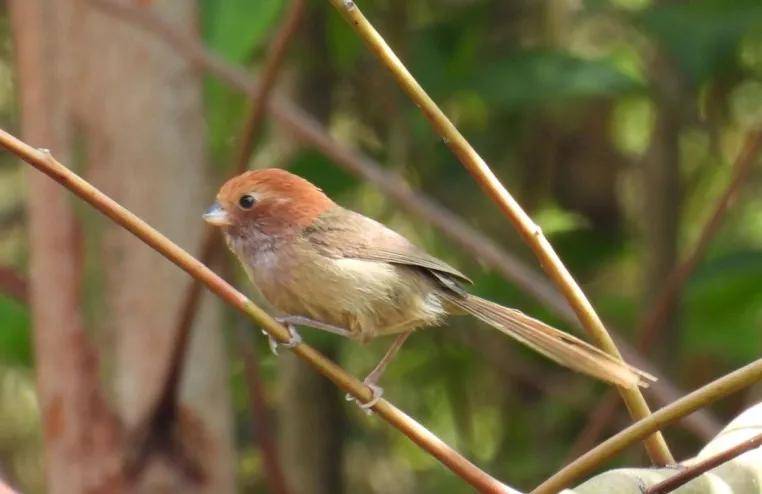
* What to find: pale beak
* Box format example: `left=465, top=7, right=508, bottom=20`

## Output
left=203, top=202, right=232, bottom=226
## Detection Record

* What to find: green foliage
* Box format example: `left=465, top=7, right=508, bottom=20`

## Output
left=473, top=51, right=641, bottom=110
left=199, top=0, right=285, bottom=160
left=639, top=0, right=762, bottom=84
left=0, top=296, right=30, bottom=367
left=287, top=150, right=359, bottom=198
left=200, top=0, right=284, bottom=62
left=684, top=250, right=762, bottom=362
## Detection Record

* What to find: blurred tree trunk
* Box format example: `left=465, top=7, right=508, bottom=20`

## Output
left=277, top=4, right=345, bottom=493
left=11, top=0, right=235, bottom=492
left=72, top=2, right=235, bottom=491
left=9, top=1, right=124, bottom=492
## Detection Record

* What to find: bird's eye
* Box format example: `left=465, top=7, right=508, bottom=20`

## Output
left=238, top=194, right=256, bottom=209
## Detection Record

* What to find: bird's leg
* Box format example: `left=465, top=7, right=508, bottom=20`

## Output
left=275, top=315, right=353, bottom=337
left=263, top=316, right=353, bottom=356
left=262, top=322, right=302, bottom=356
left=347, top=331, right=413, bottom=414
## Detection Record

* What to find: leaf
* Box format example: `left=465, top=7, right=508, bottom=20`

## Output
left=471, top=51, right=641, bottom=111
left=639, top=0, right=762, bottom=84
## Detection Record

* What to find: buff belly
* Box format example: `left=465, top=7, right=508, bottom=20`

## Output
left=250, top=251, right=448, bottom=342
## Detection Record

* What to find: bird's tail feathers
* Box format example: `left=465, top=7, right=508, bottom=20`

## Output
left=447, top=294, right=654, bottom=389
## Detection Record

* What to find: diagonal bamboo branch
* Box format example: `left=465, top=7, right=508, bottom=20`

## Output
left=567, top=129, right=762, bottom=460
left=532, top=358, right=762, bottom=494
left=327, top=0, right=672, bottom=464
left=0, top=128, right=520, bottom=494
left=87, top=0, right=721, bottom=439
left=645, top=431, right=762, bottom=494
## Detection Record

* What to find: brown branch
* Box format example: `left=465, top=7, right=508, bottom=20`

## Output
left=646, top=432, right=762, bottom=494
left=567, top=129, right=762, bottom=460
left=0, top=128, right=520, bottom=494
left=532, top=358, right=762, bottom=494
left=233, top=0, right=305, bottom=173
left=140, top=0, right=304, bottom=488
left=327, top=0, right=672, bottom=465
left=236, top=323, right=292, bottom=494
left=87, top=0, right=721, bottom=440
left=638, top=129, right=762, bottom=352
left=0, top=266, right=27, bottom=304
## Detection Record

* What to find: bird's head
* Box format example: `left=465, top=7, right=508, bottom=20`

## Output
left=204, top=169, right=334, bottom=236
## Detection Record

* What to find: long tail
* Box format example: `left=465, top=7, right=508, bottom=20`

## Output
left=446, top=294, right=654, bottom=389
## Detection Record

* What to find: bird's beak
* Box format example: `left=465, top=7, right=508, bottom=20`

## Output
left=203, top=202, right=232, bottom=226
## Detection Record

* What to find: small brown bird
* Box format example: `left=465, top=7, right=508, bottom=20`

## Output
left=204, top=169, right=652, bottom=409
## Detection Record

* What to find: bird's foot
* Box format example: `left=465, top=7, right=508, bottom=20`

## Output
left=262, top=322, right=302, bottom=355
left=345, top=381, right=384, bottom=415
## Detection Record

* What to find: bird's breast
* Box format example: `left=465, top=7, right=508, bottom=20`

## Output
left=233, top=236, right=447, bottom=340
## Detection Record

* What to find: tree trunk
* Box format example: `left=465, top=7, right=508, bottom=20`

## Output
left=10, top=1, right=235, bottom=492
left=71, top=2, right=235, bottom=491
left=9, top=1, right=124, bottom=492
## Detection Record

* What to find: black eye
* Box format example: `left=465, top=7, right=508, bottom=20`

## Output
left=238, top=194, right=255, bottom=209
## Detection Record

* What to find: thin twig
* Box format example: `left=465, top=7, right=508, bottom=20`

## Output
left=87, top=0, right=721, bottom=438
left=567, top=129, right=762, bottom=460
left=236, top=322, right=292, bottom=494
left=646, top=432, right=762, bottom=494
left=233, top=0, right=305, bottom=172
left=327, top=0, right=672, bottom=464
left=532, top=358, right=762, bottom=494
left=638, top=130, right=762, bottom=352
left=0, top=128, right=519, bottom=494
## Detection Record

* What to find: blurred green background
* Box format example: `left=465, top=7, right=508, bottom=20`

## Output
left=0, top=0, right=761, bottom=492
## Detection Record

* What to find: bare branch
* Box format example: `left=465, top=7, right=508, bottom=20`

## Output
left=0, top=128, right=520, bottom=494
left=233, top=0, right=305, bottom=172
left=646, top=432, right=762, bottom=494
left=638, top=130, right=762, bottom=352
left=533, top=358, right=762, bottom=494
left=236, top=323, right=292, bottom=494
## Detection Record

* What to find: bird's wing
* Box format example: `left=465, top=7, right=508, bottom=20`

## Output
left=305, top=207, right=473, bottom=285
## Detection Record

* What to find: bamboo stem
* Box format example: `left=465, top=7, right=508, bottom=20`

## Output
left=567, top=129, right=762, bottom=459
left=0, top=128, right=519, bottom=494
left=327, top=0, right=672, bottom=464
left=533, top=358, right=762, bottom=494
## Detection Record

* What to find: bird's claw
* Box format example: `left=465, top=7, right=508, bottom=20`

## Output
left=262, top=323, right=302, bottom=355
left=345, top=382, right=383, bottom=415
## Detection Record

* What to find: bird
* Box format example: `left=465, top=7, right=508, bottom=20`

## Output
left=203, top=168, right=653, bottom=409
